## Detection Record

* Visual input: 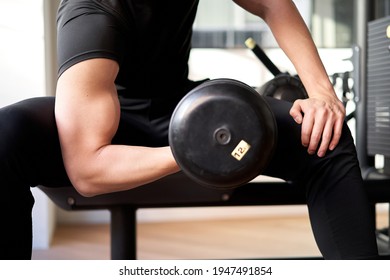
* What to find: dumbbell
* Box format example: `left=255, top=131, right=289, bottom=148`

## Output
left=169, top=78, right=277, bottom=189
left=169, top=39, right=309, bottom=189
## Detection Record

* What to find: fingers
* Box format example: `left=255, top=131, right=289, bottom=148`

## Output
left=304, top=113, right=324, bottom=155
left=299, top=110, right=314, bottom=150
left=329, top=117, right=343, bottom=151
left=289, top=100, right=303, bottom=124
left=291, top=99, right=345, bottom=157
left=316, top=120, right=333, bottom=157
left=315, top=102, right=345, bottom=156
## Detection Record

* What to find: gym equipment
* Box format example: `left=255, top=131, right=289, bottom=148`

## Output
left=169, top=78, right=277, bottom=189
left=258, top=73, right=308, bottom=102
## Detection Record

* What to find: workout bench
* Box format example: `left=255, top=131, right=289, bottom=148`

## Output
left=38, top=169, right=390, bottom=260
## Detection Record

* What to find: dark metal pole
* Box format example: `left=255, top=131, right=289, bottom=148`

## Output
left=354, top=0, right=375, bottom=172
left=110, top=207, right=137, bottom=260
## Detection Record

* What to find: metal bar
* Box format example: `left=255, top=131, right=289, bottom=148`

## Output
left=110, top=207, right=137, bottom=260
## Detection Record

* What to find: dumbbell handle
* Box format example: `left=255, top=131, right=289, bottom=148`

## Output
left=245, top=37, right=282, bottom=77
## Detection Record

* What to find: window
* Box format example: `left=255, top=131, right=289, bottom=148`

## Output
left=312, top=0, right=355, bottom=48
left=192, top=0, right=265, bottom=48
left=192, top=0, right=357, bottom=49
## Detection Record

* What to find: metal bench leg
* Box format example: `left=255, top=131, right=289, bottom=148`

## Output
left=110, top=207, right=137, bottom=260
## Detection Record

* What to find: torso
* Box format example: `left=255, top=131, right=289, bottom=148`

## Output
left=57, top=0, right=200, bottom=98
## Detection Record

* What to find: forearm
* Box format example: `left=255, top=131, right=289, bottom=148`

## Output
left=71, top=145, right=180, bottom=197
left=260, top=0, right=334, bottom=97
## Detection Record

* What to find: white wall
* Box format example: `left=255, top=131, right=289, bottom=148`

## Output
left=0, top=0, right=46, bottom=106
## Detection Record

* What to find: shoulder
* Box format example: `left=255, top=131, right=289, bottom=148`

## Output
left=56, top=0, right=131, bottom=78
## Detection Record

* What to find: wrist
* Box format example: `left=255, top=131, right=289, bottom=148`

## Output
left=161, top=146, right=181, bottom=174
left=304, top=78, right=335, bottom=99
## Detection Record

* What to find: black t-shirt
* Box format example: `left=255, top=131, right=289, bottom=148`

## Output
left=57, top=0, right=199, bottom=98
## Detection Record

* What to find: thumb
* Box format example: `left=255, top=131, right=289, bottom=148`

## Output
left=289, top=100, right=303, bottom=124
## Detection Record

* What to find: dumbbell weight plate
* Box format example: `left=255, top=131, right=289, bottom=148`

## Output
left=169, top=78, right=277, bottom=189
left=258, top=74, right=308, bottom=102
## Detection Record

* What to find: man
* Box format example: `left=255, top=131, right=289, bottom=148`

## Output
left=0, top=0, right=379, bottom=259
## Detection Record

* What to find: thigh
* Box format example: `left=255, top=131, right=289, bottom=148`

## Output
left=262, top=97, right=310, bottom=181
left=0, top=97, right=69, bottom=259
left=0, top=97, right=71, bottom=188
left=263, top=96, right=360, bottom=183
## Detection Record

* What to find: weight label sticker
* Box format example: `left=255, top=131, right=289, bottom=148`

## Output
left=231, top=140, right=251, bottom=161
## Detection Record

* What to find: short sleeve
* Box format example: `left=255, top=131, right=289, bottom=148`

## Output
left=57, top=5, right=125, bottom=77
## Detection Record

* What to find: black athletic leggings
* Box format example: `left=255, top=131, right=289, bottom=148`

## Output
left=0, top=95, right=379, bottom=260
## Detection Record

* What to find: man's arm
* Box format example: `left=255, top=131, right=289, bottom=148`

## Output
left=234, top=0, right=346, bottom=157
left=55, top=58, right=180, bottom=197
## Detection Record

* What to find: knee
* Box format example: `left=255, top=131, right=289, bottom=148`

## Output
left=331, top=122, right=358, bottom=157
left=306, top=122, right=361, bottom=182
left=0, top=97, right=56, bottom=152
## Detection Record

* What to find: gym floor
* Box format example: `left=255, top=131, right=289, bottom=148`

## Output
left=31, top=211, right=388, bottom=260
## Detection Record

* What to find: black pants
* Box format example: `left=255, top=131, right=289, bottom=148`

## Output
left=0, top=95, right=379, bottom=260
